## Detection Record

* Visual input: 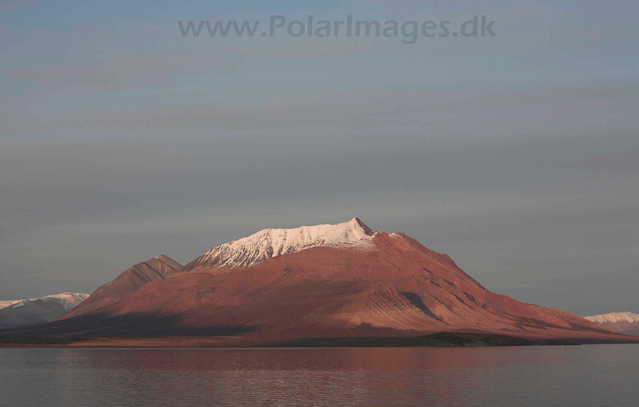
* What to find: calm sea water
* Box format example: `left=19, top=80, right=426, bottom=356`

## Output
left=1, top=345, right=637, bottom=407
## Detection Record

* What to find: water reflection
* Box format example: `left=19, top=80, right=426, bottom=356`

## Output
left=1, top=345, right=637, bottom=406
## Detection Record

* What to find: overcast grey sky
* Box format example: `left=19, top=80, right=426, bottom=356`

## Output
left=1, top=1, right=638, bottom=316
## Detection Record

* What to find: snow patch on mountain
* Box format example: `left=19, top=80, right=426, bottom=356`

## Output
left=0, top=300, right=21, bottom=310
left=191, top=218, right=376, bottom=269
left=585, top=312, right=639, bottom=324
left=40, top=293, right=90, bottom=310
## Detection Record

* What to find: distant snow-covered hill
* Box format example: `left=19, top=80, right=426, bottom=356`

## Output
left=585, top=312, right=639, bottom=336
left=0, top=293, right=89, bottom=329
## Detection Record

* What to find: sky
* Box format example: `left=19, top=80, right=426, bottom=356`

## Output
left=1, top=0, right=638, bottom=316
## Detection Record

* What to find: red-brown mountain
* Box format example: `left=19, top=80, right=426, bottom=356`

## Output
left=24, top=218, right=629, bottom=346
left=3, top=219, right=634, bottom=347
left=60, top=254, right=182, bottom=320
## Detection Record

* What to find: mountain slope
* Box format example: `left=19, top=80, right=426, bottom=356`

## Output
left=585, top=312, right=639, bottom=336
left=0, top=293, right=88, bottom=329
left=625, top=326, right=639, bottom=337
left=5, top=218, right=630, bottom=347
left=59, top=255, right=183, bottom=320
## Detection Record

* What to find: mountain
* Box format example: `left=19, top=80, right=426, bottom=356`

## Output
left=60, top=254, right=183, bottom=320
left=0, top=301, right=21, bottom=310
left=0, top=293, right=88, bottom=329
left=1, top=218, right=634, bottom=347
left=585, top=312, right=639, bottom=336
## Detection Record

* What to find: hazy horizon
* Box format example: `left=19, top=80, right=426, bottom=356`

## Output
left=1, top=1, right=638, bottom=317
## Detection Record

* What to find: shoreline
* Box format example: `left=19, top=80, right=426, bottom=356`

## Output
left=2, top=332, right=637, bottom=349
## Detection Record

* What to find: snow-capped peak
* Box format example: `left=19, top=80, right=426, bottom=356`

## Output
left=585, top=312, right=639, bottom=324
left=38, top=293, right=90, bottom=310
left=190, top=218, right=376, bottom=269
left=2, top=293, right=90, bottom=311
